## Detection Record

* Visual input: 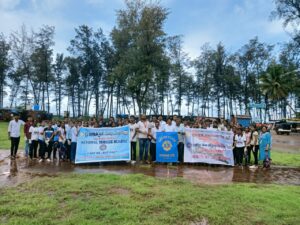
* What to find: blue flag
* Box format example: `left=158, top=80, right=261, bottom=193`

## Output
left=156, top=132, right=178, bottom=162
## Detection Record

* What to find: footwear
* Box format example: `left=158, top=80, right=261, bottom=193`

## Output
left=249, top=165, right=258, bottom=169
left=46, top=158, right=51, bottom=162
left=39, top=159, right=43, bottom=163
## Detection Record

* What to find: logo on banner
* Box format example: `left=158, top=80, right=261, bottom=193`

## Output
left=162, top=140, right=172, bottom=151
left=99, top=144, right=107, bottom=150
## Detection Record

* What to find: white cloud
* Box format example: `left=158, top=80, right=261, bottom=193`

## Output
left=0, top=0, right=20, bottom=10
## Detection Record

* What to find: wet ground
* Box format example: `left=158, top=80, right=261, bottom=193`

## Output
left=0, top=150, right=299, bottom=187
left=271, top=131, right=300, bottom=153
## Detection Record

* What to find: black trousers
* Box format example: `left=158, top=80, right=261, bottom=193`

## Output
left=38, top=140, right=46, bottom=159
left=150, top=142, right=156, bottom=161
left=178, top=142, right=184, bottom=163
left=251, top=145, right=259, bottom=165
left=29, top=140, right=38, bottom=159
left=233, top=147, right=238, bottom=165
left=10, top=137, right=20, bottom=157
left=131, top=141, right=136, bottom=161
left=236, top=147, right=244, bottom=165
left=245, top=146, right=252, bottom=165
left=47, top=141, right=53, bottom=159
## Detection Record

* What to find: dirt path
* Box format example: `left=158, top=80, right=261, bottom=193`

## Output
left=0, top=150, right=299, bottom=188
left=271, top=131, right=300, bottom=153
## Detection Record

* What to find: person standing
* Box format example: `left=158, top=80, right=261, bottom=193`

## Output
left=136, top=114, right=151, bottom=163
left=244, top=127, right=252, bottom=166
left=259, top=126, right=272, bottom=168
left=44, top=121, right=54, bottom=161
left=8, top=114, right=25, bottom=159
left=70, top=121, right=79, bottom=163
left=149, top=120, right=161, bottom=162
left=175, top=118, right=185, bottom=163
left=38, top=121, right=46, bottom=162
left=129, top=117, right=137, bottom=162
left=163, top=118, right=176, bottom=132
left=29, top=120, right=39, bottom=159
left=23, top=117, right=32, bottom=158
left=234, top=128, right=246, bottom=166
left=249, top=126, right=259, bottom=168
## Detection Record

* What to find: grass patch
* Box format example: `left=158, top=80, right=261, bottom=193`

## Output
left=271, top=151, right=300, bottom=167
left=0, top=122, right=25, bottom=150
left=0, top=174, right=299, bottom=225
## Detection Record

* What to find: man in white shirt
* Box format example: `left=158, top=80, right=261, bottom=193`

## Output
left=148, top=120, right=161, bottom=162
left=129, top=117, right=138, bottom=161
left=174, top=118, right=185, bottom=163
left=158, top=115, right=166, bottom=131
left=163, top=118, right=176, bottom=132
left=70, top=121, right=79, bottom=163
left=8, top=114, right=25, bottom=159
left=136, top=114, right=151, bottom=163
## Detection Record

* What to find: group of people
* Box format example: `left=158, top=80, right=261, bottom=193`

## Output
left=7, top=114, right=272, bottom=168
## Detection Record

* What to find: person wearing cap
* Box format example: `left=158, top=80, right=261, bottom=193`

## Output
left=8, top=114, right=25, bottom=159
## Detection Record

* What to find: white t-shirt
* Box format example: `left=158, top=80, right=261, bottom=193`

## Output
left=174, top=124, right=185, bottom=143
left=8, top=120, right=25, bottom=138
left=171, top=120, right=176, bottom=128
left=235, top=134, right=246, bottom=148
left=163, top=124, right=176, bottom=132
left=137, top=120, right=150, bottom=139
left=129, top=123, right=138, bottom=142
left=71, top=126, right=78, bottom=143
left=159, top=120, right=166, bottom=130
left=29, top=126, right=39, bottom=141
left=150, top=126, right=161, bottom=143
left=38, top=126, right=45, bottom=140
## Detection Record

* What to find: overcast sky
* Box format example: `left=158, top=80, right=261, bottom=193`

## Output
left=0, top=0, right=292, bottom=115
left=0, top=0, right=291, bottom=59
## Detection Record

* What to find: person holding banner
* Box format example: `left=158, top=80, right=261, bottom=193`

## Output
left=136, top=114, right=151, bottom=163
left=175, top=118, right=185, bottom=163
left=149, top=120, right=161, bottom=162
left=129, top=117, right=137, bottom=162
left=70, top=121, right=79, bottom=163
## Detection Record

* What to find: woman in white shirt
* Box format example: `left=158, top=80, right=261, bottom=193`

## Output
left=234, top=128, right=246, bottom=166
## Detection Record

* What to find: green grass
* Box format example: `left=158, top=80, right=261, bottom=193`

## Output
left=0, top=122, right=25, bottom=149
left=271, top=151, right=300, bottom=167
left=0, top=174, right=299, bottom=225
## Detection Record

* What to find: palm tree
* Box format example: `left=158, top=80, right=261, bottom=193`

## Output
left=260, top=63, right=296, bottom=118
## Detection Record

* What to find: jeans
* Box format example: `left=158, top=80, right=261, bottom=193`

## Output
left=178, top=142, right=184, bottom=163
left=10, top=137, right=20, bottom=157
left=59, top=142, right=66, bottom=160
left=139, top=138, right=149, bottom=161
left=131, top=141, right=137, bottom=161
left=24, top=139, right=30, bottom=157
left=150, top=142, right=156, bottom=161
left=70, top=142, right=77, bottom=163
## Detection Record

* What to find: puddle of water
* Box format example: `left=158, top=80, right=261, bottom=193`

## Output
left=0, top=151, right=299, bottom=187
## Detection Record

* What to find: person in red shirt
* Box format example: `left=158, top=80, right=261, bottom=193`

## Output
left=23, top=117, right=33, bottom=158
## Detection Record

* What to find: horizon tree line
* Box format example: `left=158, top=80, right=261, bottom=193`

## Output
left=0, top=0, right=299, bottom=121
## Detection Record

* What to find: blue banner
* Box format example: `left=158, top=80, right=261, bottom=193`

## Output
left=156, top=132, right=178, bottom=163
left=75, top=126, right=130, bottom=164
